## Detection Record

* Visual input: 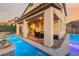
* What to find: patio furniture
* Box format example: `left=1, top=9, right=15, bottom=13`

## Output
left=0, top=40, right=12, bottom=49
left=34, top=31, right=41, bottom=38
left=40, top=33, right=44, bottom=38
left=54, top=35, right=59, bottom=40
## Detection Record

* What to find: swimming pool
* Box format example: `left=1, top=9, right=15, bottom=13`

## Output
left=7, top=34, right=79, bottom=56
left=69, top=34, right=79, bottom=56
left=70, top=34, right=79, bottom=43
left=7, top=35, right=49, bottom=56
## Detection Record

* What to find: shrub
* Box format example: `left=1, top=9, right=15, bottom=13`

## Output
left=0, top=24, right=16, bottom=33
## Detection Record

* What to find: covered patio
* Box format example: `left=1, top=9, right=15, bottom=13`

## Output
left=15, top=3, right=67, bottom=48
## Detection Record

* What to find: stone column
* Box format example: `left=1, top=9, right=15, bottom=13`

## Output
left=56, top=8, right=66, bottom=38
left=61, top=4, right=66, bottom=37
left=60, top=9, right=66, bottom=38
left=44, top=7, right=54, bottom=47
left=16, top=23, right=20, bottom=35
left=23, top=20, right=28, bottom=38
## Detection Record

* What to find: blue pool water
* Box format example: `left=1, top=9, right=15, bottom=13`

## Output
left=7, top=34, right=79, bottom=56
left=70, top=34, right=79, bottom=43
left=7, top=35, right=49, bottom=56
left=69, top=34, right=79, bottom=56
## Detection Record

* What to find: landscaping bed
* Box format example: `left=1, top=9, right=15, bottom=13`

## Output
left=0, top=39, right=12, bottom=49
left=0, top=32, right=12, bottom=49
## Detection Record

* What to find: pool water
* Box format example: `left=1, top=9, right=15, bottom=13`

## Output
left=70, top=34, right=79, bottom=43
left=69, top=34, right=79, bottom=56
left=7, top=35, right=49, bottom=56
left=7, top=34, right=79, bottom=56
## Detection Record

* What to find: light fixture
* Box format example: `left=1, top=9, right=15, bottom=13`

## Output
left=39, top=16, right=43, bottom=20
left=30, top=24, right=35, bottom=29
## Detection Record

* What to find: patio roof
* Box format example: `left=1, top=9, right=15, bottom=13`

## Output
left=15, top=3, right=67, bottom=23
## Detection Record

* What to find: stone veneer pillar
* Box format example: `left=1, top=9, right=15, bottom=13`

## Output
left=23, top=20, right=28, bottom=38
left=44, top=7, right=54, bottom=47
left=16, top=23, right=20, bottom=35
left=60, top=7, right=66, bottom=38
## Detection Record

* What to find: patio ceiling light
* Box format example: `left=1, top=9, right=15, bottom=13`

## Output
left=39, top=16, right=43, bottom=20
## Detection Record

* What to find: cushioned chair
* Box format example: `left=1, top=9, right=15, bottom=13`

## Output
left=54, top=35, right=59, bottom=40
left=37, top=32, right=41, bottom=38
left=34, top=31, right=40, bottom=38
left=40, top=33, right=44, bottom=38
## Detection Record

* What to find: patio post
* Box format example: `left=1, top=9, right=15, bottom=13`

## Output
left=54, top=6, right=66, bottom=38
left=16, top=23, right=20, bottom=35
left=23, top=20, right=28, bottom=38
left=60, top=8, right=66, bottom=38
left=44, top=7, right=54, bottom=47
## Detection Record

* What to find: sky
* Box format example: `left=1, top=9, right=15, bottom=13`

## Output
left=0, top=3, right=78, bottom=23
left=0, top=3, right=28, bottom=21
left=66, top=3, right=79, bottom=23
